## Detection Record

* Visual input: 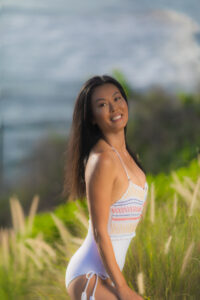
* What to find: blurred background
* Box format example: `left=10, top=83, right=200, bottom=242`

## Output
left=1, top=1, right=200, bottom=299
left=1, top=0, right=200, bottom=226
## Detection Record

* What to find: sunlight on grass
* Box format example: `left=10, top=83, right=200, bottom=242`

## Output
left=123, top=168, right=200, bottom=299
left=0, top=160, right=200, bottom=299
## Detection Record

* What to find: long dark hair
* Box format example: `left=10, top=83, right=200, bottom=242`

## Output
left=63, top=75, right=145, bottom=200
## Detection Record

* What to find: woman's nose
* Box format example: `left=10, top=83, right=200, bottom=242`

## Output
left=109, top=101, right=117, bottom=112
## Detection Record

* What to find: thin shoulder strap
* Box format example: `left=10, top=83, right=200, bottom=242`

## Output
left=110, top=145, right=130, bottom=180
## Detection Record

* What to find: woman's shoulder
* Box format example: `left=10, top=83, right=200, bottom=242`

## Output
left=90, top=140, right=115, bottom=163
left=91, top=139, right=112, bottom=154
left=86, top=140, right=116, bottom=177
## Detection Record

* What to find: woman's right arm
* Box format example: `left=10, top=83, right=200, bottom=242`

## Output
left=86, top=151, right=143, bottom=300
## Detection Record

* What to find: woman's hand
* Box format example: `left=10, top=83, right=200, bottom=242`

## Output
left=117, top=284, right=143, bottom=300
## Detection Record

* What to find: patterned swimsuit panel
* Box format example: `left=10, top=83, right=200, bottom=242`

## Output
left=108, top=147, right=148, bottom=240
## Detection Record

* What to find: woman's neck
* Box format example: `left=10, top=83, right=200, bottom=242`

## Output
left=102, top=131, right=127, bottom=152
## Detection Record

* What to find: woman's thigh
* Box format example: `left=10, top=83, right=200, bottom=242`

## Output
left=67, top=274, right=119, bottom=300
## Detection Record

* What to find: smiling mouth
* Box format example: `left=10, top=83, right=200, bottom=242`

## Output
left=111, top=114, right=122, bottom=121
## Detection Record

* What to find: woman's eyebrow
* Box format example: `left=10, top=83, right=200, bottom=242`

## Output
left=95, top=91, right=120, bottom=102
left=112, top=91, right=120, bottom=96
left=95, top=97, right=106, bottom=102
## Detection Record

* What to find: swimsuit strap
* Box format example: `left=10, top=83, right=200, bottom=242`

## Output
left=110, top=145, right=130, bottom=181
left=81, top=271, right=107, bottom=300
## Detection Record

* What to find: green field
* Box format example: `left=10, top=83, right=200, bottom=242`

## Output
left=0, top=156, right=200, bottom=299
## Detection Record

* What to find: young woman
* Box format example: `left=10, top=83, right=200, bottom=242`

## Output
left=64, top=75, right=148, bottom=300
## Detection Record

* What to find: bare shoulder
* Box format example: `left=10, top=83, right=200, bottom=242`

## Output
left=85, top=142, right=117, bottom=222
left=84, top=144, right=117, bottom=234
left=85, top=141, right=116, bottom=184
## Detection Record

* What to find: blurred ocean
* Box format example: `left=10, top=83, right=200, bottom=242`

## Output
left=1, top=0, right=200, bottom=182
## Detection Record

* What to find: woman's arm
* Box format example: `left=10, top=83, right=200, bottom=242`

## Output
left=86, top=150, right=143, bottom=300
left=86, top=150, right=127, bottom=289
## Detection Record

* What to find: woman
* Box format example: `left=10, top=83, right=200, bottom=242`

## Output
left=64, top=75, right=148, bottom=300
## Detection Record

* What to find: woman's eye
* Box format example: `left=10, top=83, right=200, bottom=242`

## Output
left=99, top=103, right=106, bottom=107
left=115, top=96, right=121, bottom=101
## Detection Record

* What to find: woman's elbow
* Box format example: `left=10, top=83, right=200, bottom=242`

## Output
left=93, top=226, right=109, bottom=244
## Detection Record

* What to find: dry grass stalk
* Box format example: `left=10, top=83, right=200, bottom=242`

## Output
left=21, top=243, right=43, bottom=269
left=71, top=236, right=84, bottom=246
left=38, top=252, right=55, bottom=269
left=10, top=196, right=19, bottom=232
left=27, top=194, right=39, bottom=234
left=173, top=194, right=178, bottom=220
left=9, top=228, right=16, bottom=243
left=164, top=235, right=172, bottom=254
left=26, top=237, right=57, bottom=259
left=55, top=241, right=78, bottom=259
left=54, top=242, right=69, bottom=256
left=141, top=197, right=148, bottom=220
left=184, top=177, right=196, bottom=190
left=9, top=196, right=25, bottom=234
left=9, top=228, right=17, bottom=264
left=75, top=201, right=89, bottom=229
left=171, top=172, right=192, bottom=206
left=188, top=177, right=200, bottom=216
left=51, top=213, right=72, bottom=247
left=17, top=235, right=57, bottom=270
left=150, top=183, right=155, bottom=223
left=180, top=241, right=195, bottom=276
left=137, top=271, right=145, bottom=295
left=17, top=241, right=26, bottom=270
left=74, top=210, right=88, bottom=230
left=0, top=228, right=10, bottom=268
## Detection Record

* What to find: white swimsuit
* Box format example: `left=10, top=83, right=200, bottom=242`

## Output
left=65, top=145, right=148, bottom=299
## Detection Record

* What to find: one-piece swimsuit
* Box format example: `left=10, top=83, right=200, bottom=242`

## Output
left=65, top=145, right=148, bottom=299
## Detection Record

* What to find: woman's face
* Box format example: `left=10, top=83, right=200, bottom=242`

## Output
left=90, top=83, right=128, bottom=135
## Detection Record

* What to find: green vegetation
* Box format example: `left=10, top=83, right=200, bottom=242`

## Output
left=0, top=157, right=199, bottom=299
left=126, top=86, right=200, bottom=174
left=124, top=157, right=200, bottom=299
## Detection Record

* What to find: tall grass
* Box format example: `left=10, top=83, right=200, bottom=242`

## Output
left=124, top=170, right=200, bottom=299
left=0, top=160, right=200, bottom=299
left=0, top=195, right=77, bottom=299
